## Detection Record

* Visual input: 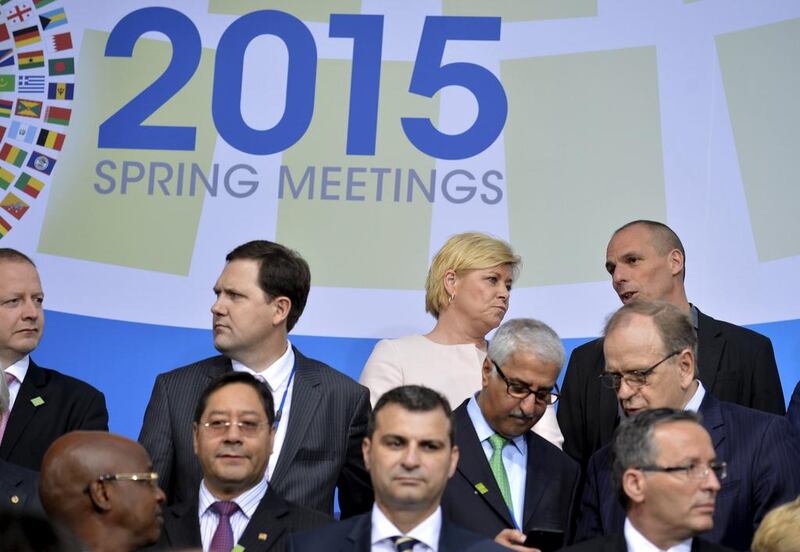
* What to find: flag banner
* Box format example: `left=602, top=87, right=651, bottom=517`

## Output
left=10, top=120, right=36, bottom=143
left=0, top=73, right=14, bottom=91
left=17, top=73, right=44, bottom=93
left=16, top=48, right=44, bottom=69
left=39, top=7, right=66, bottom=30
left=44, top=104, right=69, bottom=124
left=47, top=55, right=73, bottom=75
left=12, top=24, right=39, bottom=47
left=36, top=127, right=63, bottom=150
left=48, top=30, right=71, bottom=52
left=0, top=215, right=11, bottom=237
left=25, top=149, right=54, bottom=174
left=14, top=171, right=43, bottom=197
left=0, top=166, right=13, bottom=189
left=0, top=23, right=9, bottom=42
left=0, top=191, right=29, bottom=219
left=0, top=143, right=26, bottom=166
left=4, top=4, right=35, bottom=27
left=0, top=47, right=14, bottom=66
left=0, top=98, right=12, bottom=117
left=47, top=81, right=72, bottom=99
left=14, top=97, right=42, bottom=118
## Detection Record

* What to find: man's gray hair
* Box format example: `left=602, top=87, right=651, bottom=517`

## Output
left=489, top=318, right=564, bottom=368
left=611, top=408, right=702, bottom=507
left=0, top=370, right=9, bottom=414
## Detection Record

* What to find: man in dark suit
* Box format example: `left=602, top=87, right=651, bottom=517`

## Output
left=558, top=220, right=785, bottom=472
left=575, top=301, right=800, bottom=551
left=0, top=373, right=41, bottom=514
left=287, top=386, right=507, bottom=552
left=0, top=248, right=108, bottom=472
left=139, top=240, right=372, bottom=517
left=157, top=371, right=329, bottom=551
left=562, top=409, right=735, bottom=552
left=441, top=319, right=579, bottom=551
left=788, top=380, right=800, bottom=432
left=39, top=431, right=166, bottom=552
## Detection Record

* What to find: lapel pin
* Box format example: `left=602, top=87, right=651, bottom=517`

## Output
left=258, top=533, right=268, bottom=541
left=11, top=495, right=19, bottom=504
left=474, top=482, right=488, bottom=495
left=31, top=396, right=44, bottom=407
left=232, top=546, right=245, bottom=552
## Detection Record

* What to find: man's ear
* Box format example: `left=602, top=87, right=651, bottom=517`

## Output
left=87, top=480, right=113, bottom=513
left=668, top=248, right=684, bottom=278
left=622, top=469, right=646, bottom=505
left=362, top=437, right=372, bottom=472
left=271, top=296, right=291, bottom=327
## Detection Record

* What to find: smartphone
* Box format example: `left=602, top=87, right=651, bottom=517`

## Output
left=522, top=528, right=565, bottom=552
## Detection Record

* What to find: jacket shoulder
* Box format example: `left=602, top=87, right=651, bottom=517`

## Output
left=29, top=361, right=104, bottom=396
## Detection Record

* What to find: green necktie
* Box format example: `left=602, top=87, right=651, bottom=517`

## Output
left=488, top=433, right=514, bottom=515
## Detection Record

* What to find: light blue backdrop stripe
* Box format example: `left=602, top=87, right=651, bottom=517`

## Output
left=34, top=310, right=800, bottom=439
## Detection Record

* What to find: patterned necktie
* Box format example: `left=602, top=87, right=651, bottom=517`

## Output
left=209, top=501, right=240, bottom=552
left=0, top=372, right=17, bottom=444
left=488, top=433, right=514, bottom=515
left=392, top=536, right=420, bottom=551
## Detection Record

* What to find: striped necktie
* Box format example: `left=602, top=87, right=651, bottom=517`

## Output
left=392, top=536, right=420, bottom=551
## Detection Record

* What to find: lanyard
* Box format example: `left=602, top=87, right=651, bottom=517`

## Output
left=273, top=365, right=296, bottom=429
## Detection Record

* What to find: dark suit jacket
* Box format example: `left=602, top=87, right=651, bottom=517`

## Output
left=0, top=359, right=108, bottom=471
left=155, top=486, right=330, bottom=552
left=558, top=307, right=785, bottom=471
left=560, top=533, right=735, bottom=552
left=788, top=380, right=800, bottom=432
left=286, top=512, right=509, bottom=552
left=441, top=400, right=579, bottom=545
left=0, top=459, right=42, bottom=515
left=138, top=348, right=373, bottom=517
left=575, top=393, right=800, bottom=551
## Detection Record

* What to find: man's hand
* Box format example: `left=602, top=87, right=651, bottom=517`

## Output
left=494, top=528, right=541, bottom=552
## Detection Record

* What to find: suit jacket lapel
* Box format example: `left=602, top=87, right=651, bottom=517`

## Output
left=269, top=349, right=321, bottom=484
left=698, top=394, right=725, bottom=450
left=453, top=405, right=515, bottom=527
left=237, top=489, right=289, bottom=552
left=0, top=359, right=46, bottom=458
left=521, top=433, right=549, bottom=530
left=696, top=309, right=723, bottom=392
left=343, top=514, right=372, bottom=552
left=162, top=498, right=202, bottom=549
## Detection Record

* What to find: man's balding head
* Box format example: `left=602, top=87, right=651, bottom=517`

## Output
left=39, top=432, right=165, bottom=552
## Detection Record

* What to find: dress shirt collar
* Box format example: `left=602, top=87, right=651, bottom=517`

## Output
left=231, top=340, right=294, bottom=393
left=624, top=517, right=692, bottom=552
left=467, top=393, right=527, bottom=453
left=683, top=380, right=705, bottom=413
left=199, top=474, right=268, bottom=520
left=371, top=504, right=441, bottom=551
left=4, top=355, right=29, bottom=384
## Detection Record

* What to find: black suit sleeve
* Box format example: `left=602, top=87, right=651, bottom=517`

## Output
left=336, top=385, right=374, bottom=518
left=138, top=374, right=175, bottom=498
left=749, top=337, right=785, bottom=415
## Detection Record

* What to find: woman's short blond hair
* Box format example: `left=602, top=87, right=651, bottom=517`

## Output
left=751, top=496, right=800, bottom=552
left=425, top=232, right=520, bottom=318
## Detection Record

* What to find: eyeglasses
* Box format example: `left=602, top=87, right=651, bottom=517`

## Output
left=637, top=461, right=727, bottom=481
left=97, top=472, right=159, bottom=486
left=200, top=419, right=268, bottom=437
left=598, top=350, right=682, bottom=390
left=492, top=361, right=560, bottom=405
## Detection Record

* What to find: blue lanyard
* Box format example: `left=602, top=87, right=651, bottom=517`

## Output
left=273, top=365, right=295, bottom=429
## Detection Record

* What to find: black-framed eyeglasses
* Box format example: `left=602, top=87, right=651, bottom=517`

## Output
left=200, top=419, right=268, bottom=437
left=637, top=461, right=727, bottom=481
left=598, top=350, right=682, bottom=390
left=97, top=472, right=159, bottom=486
left=492, top=360, right=560, bottom=405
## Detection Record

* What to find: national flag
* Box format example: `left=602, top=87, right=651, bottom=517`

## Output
left=0, top=215, right=11, bottom=237
left=0, top=143, right=26, bottom=167
left=4, top=3, right=34, bottom=25
left=1, top=192, right=28, bottom=219
left=12, top=25, right=39, bottom=47
left=0, top=99, right=12, bottom=117
left=47, top=56, right=73, bottom=75
left=17, top=74, right=44, bottom=93
left=0, top=125, right=5, bottom=141
left=44, top=105, right=69, bottom=125
left=15, top=98, right=42, bottom=118
left=39, top=7, right=66, bottom=30
left=47, top=81, right=72, bottom=100
left=0, top=167, right=13, bottom=189
left=36, top=127, right=62, bottom=150
left=26, top=150, right=53, bottom=174
left=10, top=120, right=36, bottom=143
left=17, top=49, right=44, bottom=69
left=0, top=23, right=9, bottom=42
left=0, top=73, right=14, bottom=91
left=33, top=0, right=56, bottom=7
left=48, top=31, right=71, bottom=52
left=14, top=172, right=43, bottom=197
left=0, top=48, right=14, bottom=67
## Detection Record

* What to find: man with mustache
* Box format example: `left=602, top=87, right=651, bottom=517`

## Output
left=39, top=431, right=165, bottom=552
left=576, top=301, right=800, bottom=551
left=441, top=319, right=580, bottom=551
left=562, top=409, right=735, bottom=552
left=558, top=220, right=785, bottom=472
left=157, top=372, right=329, bottom=551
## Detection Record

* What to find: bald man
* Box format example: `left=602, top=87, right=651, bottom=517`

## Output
left=39, top=431, right=166, bottom=552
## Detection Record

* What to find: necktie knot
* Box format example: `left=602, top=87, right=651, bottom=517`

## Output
left=211, top=500, right=239, bottom=517
left=392, top=536, right=420, bottom=551
left=488, top=433, right=508, bottom=452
